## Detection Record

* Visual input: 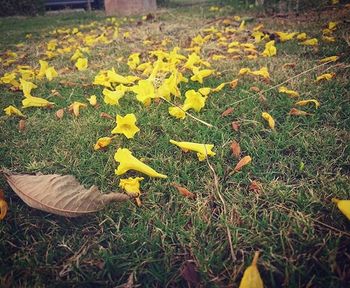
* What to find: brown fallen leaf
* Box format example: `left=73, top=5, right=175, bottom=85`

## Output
left=283, top=62, right=296, bottom=69
left=181, top=261, right=200, bottom=287
left=222, top=107, right=234, bottom=117
left=289, top=108, right=312, bottom=116
left=56, top=108, right=64, bottom=120
left=1, top=169, right=130, bottom=217
left=230, top=78, right=239, bottom=89
left=230, top=140, right=241, bottom=159
left=249, top=180, right=262, bottom=194
left=171, top=183, right=196, bottom=199
left=51, top=89, right=61, bottom=97
left=250, top=86, right=260, bottom=92
left=234, top=155, right=252, bottom=172
left=231, top=121, right=240, bottom=132
left=100, top=112, right=114, bottom=120
left=18, top=119, right=26, bottom=132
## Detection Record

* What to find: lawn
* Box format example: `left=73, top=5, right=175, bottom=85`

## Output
left=0, top=1, right=350, bottom=287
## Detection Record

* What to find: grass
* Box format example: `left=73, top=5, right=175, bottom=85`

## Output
left=1, top=1, right=350, bottom=287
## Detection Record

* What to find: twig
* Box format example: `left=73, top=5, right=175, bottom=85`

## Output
left=160, top=96, right=215, bottom=128
left=204, top=147, right=235, bottom=261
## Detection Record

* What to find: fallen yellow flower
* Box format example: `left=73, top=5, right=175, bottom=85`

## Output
left=20, top=78, right=37, bottom=98
left=262, top=112, right=275, bottom=129
left=182, top=90, right=206, bottom=112
left=45, top=66, right=58, bottom=81
left=22, top=96, right=54, bottom=108
left=4, top=105, right=25, bottom=117
left=319, top=56, right=339, bottom=63
left=68, top=101, right=87, bottom=116
left=132, top=79, right=155, bottom=106
left=262, top=40, right=277, bottom=57
left=111, top=113, right=140, bottom=139
left=301, top=38, right=318, bottom=46
left=190, top=68, right=215, bottom=84
left=278, top=86, right=299, bottom=97
left=94, top=137, right=112, bottom=151
left=295, top=99, right=320, bottom=109
left=75, top=57, right=88, bottom=71
left=102, top=88, right=124, bottom=105
left=87, top=95, right=97, bottom=106
left=332, top=198, right=350, bottom=220
left=169, top=106, right=186, bottom=120
left=316, top=73, right=335, bottom=82
left=250, top=67, right=270, bottom=80
left=114, top=148, right=167, bottom=178
left=170, top=139, right=215, bottom=161
left=239, top=251, right=264, bottom=288
left=289, top=108, right=312, bottom=116
left=119, top=177, right=144, bottom=206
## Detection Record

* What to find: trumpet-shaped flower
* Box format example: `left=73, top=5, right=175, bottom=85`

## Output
left=250, top=67, right=270, bottom=79
left=332, top=198, right=350, bottom=220
left=111, top=113, right=140, bottom=139
left=75, top=57, right=88, bottom=71
left=319, top=56, right=339, bottom=63
left=94, top=137, right=112, bottom=150
left=170, top=139, right=216, bottom=161
left=276, top=31, right=296, bottom=42
left=114, top=148, right=167, bottom=178
left=37, top=60, right=49, bottom=79
left=45, top=66, right=58, bottom=81
left=4, top=105, right=25, bottom=117
left=295, top=99, right=320, bottom=109
left=316, top=73, right=335, bottom=82
left=128, top=53, right=140, bottom=70
left=198, top=87, right=211, bottom=97
left=119, top=177, right=144, bottom=207
left=262, top=40, right=277, bottom=57
left=71, top=49, right=84, bottom=62
left=262, top=112, right=275, bottom=129
left=87, top=95, right=97, bottom=106
left=22, top=96, right=54, bottom=108
left=20, top=78, right=37, bottom=98
left=296, top=33, right=307, bottom=41
left=132, top=79, right=155, bottom=106
left=169, top=106, right=186, bottom=119
left=301, top=38, right=318, bottom=46
left=190, top=68, right=214, bottom=84
left=107, top=68, right=132, bottom=84
left=68, top=101, right=87, bottom=116
left=182, top=90, right=206, bottom=112
left=278, top=86, right=299, bottom=97
left=102, top=87, right=125, bottom=105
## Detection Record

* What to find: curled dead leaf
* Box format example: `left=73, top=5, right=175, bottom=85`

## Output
left=234, top=156, right=252, bottom=172
left=100, top=112, right=114, bottom=120
left=222, top=107, right=234, bottom=117
left=231, top=121, right=240, bottom=132
left=250, top=86, right=260, bottom=92
left=56, top=108, right=65, bottom=120
left=1, top=169, right=130, bottom=217
left=18, top=119, right=26, bottom=132
left=171, top=183, right=196, bottom=199
left=230, top=79, right=239, bottom=89
left=230, top=140, right=241, bottom=159
left=249, top=180, right=262, bottom=194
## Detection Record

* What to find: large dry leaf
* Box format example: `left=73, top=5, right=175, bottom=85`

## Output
left=1, top=169, right=130, bottom=217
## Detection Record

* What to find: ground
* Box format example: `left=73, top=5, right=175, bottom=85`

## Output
left=0, top=1, right=350, bottom=287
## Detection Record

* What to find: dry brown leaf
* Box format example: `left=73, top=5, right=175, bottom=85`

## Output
left=230, top=79, right=239, bottom=89
left=222, top=107, right=234, bottom=117
left=181, top=261, right=200, bottom=286
left=250, top=86, right=260, bottom=92
left=249, top=180, right=262, bottom=194
left=234, top=156, right=252, bottom=172
left=230, top=140, right=241, bottom=159
left=1, top=169, right=130, bottom=217
left=18, top=119, right=26, bottom=132
left=100, top=112, right=114, bottom=120
left=231, top=121, right=240, bottom=132
left=289, top=108, right=312, bottom=116
left=283, top=62, right=296, bottom=69
left=171, top=183, right=196, bottom=199
left=56, top=108, right=64, bottom=120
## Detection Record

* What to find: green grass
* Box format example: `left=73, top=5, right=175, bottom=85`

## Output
left=1, top=2, right=350, bottom=287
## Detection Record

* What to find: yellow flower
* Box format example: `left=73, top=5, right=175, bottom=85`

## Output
left=295, top=99, right=320, bottom=109
left=239, top=252, right=264, bottom=288
left=239, top=68, right=251, bottom=76
left=94, top=137, right=112, bottom=150
left=111, top=114, right=140, bottom=139
left=37, top=60, right=49, bottom=79
left=250, top=67, right=270, bottom=79
left=68, top=101, right=87, bottom=116
left=198, top=87, right=211, bottom=97
left=276, top=31, right=296, bottom=42
left=45, top=67, right=58, bottom=81
left=316, top=73, right=335, bottom=82
left=251, top=31, right=265, bottom=43
left=332, top=198, right=350, bottom=220
left=75, top=57, right=88, bottom=71
left=127, top=53, right=140, bottom=70
left=114, top=148, right=167, bottom=178
left=262, top=40, right=277, bottom=57
left=87, top=95, right=97, bottom=106
left=170, top=139, right=216, bottom=161
left=20, top=78, right=37, bottom=98
left=328, top=21, right=337, bottom=30
left=278, top=86, right=299, bottom=97
left=296, top=33, right=307, bottom=41
left=119, top=177, right=143, bottom=197
left=319, top=56, right=339, bottom=63
left=301, top=38, right=318, bottom=46
left=107, top=68, right=132, bottom=84
left=22, top=96, right=54, bottom=108
left=1, top=72, right=19, bottom=87
left=132, top=79, right=155, bottom=106
left=262, top=112, right=275, bottom=130
left=190, top=68, right=214, bottom=84
left=322, top=36, right=336, bottom=43
left=212, top=82, right=227, bottom=92
left=102, top=88, right=124, bottom=105
left=4, top=105, right=25, bottom=117
left=182, top=90, right=206, bottom=112
left=169, top=106, right=186, bottom=119
left=71, top=49, right=84, bottom=61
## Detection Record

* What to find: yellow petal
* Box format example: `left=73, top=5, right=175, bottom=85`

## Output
left=212, top=82, right=227, bottom=92
left=87, top=95, right=97, bottom=106
left=75, top=57, right=88, bottom=71
left=0, top=199, right=8, bottom=220
left=301, top=38, right=318, bottom=46
left=111, top=113, right=140, bottom=139
left=94, top=137, right=112, bottom=150
left=239, top=252, right=264, bottom=288
left=45, top=66, right=58, bottom=81
left=68, top=101, right=87, bottom=116
left=4, top=105, right=25, bottom=117
left=295, top=99, right=320, bottom=109
left=319, top=56, right=339, bottom=63
left=169, top=106, right=186, bottom=120
left=262, top=112, right=275, bottom=129
left=22, top=96, right=55, bottom=108
left=182, top=90, right=206, bottom=112
left=332, top=198, right=350, bottom=220
left=119, top=177, right=144, bottom=198
left=316, top=73, right=335, bottom=82
left=278, top=86, right=299, bottom=97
